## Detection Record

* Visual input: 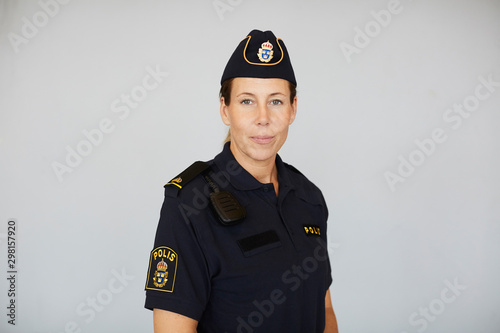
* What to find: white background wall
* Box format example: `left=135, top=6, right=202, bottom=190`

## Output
left=1, top=0, right=499, bottom=332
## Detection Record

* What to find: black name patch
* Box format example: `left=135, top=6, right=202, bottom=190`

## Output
left=238, top=230, right=281, bottom=256
left=303, top=225, right=321, bottom=236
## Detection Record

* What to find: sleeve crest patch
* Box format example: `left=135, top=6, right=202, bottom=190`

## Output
left=145, top=246, right=178, bottom=293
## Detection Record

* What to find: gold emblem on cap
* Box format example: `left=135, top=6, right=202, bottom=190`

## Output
left=257, top=40, right=274, bottom=63
left=243, top=36, right=284, bottom=66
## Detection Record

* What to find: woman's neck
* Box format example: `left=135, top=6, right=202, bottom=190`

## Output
left=230, top=144, right=279, bottom=195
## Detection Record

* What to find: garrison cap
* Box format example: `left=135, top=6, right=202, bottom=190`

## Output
left=221, top=29, right=296, bottom=86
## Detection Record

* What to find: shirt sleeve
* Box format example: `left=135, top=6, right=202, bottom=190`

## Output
left=144, top=187, right=211, bottom=321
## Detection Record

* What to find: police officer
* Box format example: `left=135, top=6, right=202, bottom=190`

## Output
left=145, top=29, right=338, bottom=332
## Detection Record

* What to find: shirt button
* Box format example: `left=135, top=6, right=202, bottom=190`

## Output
left=263, top=186, right=269, bottom=192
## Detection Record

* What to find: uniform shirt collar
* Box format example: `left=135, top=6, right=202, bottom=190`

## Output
left=213, top=142, right=294, bottom=193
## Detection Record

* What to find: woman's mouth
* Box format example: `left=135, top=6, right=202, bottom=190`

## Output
left=250, top=136, right=274, bottom=145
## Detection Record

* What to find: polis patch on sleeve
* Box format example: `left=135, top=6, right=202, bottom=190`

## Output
left=145, top=246, right=178, bottom=293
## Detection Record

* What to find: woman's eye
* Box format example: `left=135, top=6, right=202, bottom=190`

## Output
left=241, top=99, right=252, bottom=105
left=270, top=100, right=283, bottom=105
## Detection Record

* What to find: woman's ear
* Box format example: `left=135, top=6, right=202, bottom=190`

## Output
left=289, top=96, right=297, bottom=125
left=220, top=97, right=231, bottom=126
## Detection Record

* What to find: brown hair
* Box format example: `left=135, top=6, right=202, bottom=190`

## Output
left=219, top=78, right=297, bottom=143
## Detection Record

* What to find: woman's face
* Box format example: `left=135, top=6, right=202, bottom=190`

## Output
left=220, top=77, right=297, bottom=167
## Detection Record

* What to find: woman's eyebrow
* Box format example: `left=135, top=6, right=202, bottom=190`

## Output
left=236, top=92, right=256, bottom=98
left=269, top=92, right=286, bottom=97
left=236, top=92, right=286, bottom=98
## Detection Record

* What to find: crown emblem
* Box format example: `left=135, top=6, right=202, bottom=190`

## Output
left=261, top=41, right=273, bottom=50
left=257, top=40, right=274, bottom=63
left=157, top=259, right=168, bottom=271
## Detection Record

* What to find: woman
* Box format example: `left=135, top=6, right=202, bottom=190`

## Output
left=145, top=29, right=338, bottom=332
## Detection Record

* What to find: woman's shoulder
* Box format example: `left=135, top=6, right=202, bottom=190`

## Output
left=282, top=161, right=325, bottom=201
left=163, top=161, right=210, bottom=196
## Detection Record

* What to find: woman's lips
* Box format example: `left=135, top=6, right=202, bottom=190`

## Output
left=250, top=136, right=274, bottom=145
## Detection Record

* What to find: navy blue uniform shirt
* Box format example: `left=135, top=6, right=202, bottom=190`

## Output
left=145, top=142, right=332, bottom=332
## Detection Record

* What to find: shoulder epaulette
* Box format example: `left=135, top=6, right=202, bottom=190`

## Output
left=164, top=160, right=245, bottom=224
left=165, top=161, right=210, bottom=189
